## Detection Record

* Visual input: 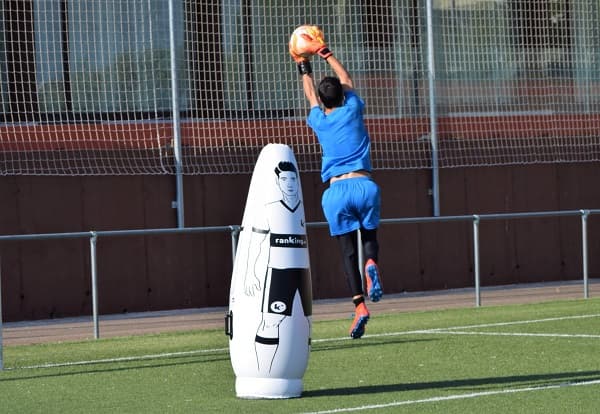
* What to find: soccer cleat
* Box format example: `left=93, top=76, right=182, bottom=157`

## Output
left=349, top=302, right=370, bottom=339
left=365, top=259, right=383, bottom=302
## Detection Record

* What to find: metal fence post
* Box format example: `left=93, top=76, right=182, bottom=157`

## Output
left=90, top=232, right=100, bottom=339
left=169, top=0, right=185, bottom=228
left=426, top=0, right=440, bottom=216
left=230, top=225, right=240, bottom=265
left=581, top=210, right=590, bottom=299
left=472, top=215, right=481, bottom=307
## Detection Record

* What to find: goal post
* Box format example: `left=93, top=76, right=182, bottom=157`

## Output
left=0, top=0, right=599, bottom=176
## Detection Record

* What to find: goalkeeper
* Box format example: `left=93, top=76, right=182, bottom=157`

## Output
left=290, top=27, right=383, bottom=339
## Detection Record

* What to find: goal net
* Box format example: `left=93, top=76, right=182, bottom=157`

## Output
left=0, top=1, right=599, bottom=175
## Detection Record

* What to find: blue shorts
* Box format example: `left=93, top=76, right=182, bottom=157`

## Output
left=322, top=177, right=381, bottom=236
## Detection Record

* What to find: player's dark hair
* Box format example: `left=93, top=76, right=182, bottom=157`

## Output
left=274, top=161, right=297, bottom=177
left=318, top=76, right=344, bottom=109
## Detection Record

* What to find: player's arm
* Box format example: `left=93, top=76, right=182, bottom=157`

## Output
left=301, top=69, right=319, bottom=108
left=291, top=49, right=319, bottom=107
left=324, top=55, right=353, bottom=91
left=244, top=229, right=267, bottom=296
left=290, top=28, right=353, bottom=92
left=289, top=27, right=327, bottom=106
left=310, top=37, right=353, bottom=91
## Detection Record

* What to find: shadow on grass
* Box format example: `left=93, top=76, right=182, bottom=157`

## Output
left=0, top=336, right=426, bottom=382
left=302, top=370, right=600, bottom=398
left=0, top=353, right=230, bottom=383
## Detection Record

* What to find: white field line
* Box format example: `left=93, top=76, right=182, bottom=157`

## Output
left=298, top=378, right=600, bottom=414
left=7, top=313, right=600, bottom=370
left=315, top=313, right=600, bottom=344
left=432, top=313, right=600, bottom=331
left=8, top=347, right=229, bottom=370
left=429, top=331, right=600, bottom=339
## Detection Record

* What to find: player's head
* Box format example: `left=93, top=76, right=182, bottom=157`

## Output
left=275, top=161, right=299, bottom=197
left=318, top=76, right=344, bottom=109
left=274, top=161, right=297, bottom=177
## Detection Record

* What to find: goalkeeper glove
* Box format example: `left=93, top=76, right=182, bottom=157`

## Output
left=298, top=33, right=333, bottom=60
left=289, top=48, right=307, bottom=63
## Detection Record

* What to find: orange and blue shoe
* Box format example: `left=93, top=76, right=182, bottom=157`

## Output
left=365, top=259, right=383, bottom=302
left=349, top=302, right=370, bottom=339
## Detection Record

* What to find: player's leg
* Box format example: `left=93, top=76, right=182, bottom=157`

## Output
left=358, top=179, right=383, bottom=302
left=361, top=228, right=383, bottom=302
left=255, top=312, right=285, bottom=372
left=336, top=232, right=370, bottom=339
left=323, top=181, right=370, bottom=338
left=336, top=231, right=363, bottom=296
left=254, top=268, right=288, bottom=372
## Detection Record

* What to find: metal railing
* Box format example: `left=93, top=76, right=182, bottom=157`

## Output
left=0, top=225, right=241, bottom=355
left=378, top=209, right=599, bottom=304
left=1, top=208, right=599, bottom=370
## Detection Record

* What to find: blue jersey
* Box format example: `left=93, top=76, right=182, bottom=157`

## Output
left=307, top=90, right=372, bottom=183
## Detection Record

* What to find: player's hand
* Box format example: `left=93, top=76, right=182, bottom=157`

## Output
left=299, top=29, right=333, bottom=59
left=244, top=275, right=261, bottom=296
left=289, top=48, right=308, bottom=64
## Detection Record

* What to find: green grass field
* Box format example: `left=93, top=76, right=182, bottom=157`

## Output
left=1, top=298, right=599, bottom=413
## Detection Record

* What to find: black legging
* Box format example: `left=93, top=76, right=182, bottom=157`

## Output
left=336, top=228, right=379, bottom=297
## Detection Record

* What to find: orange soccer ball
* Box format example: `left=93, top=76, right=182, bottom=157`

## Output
left=289, top=25, right=325, bottom=59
